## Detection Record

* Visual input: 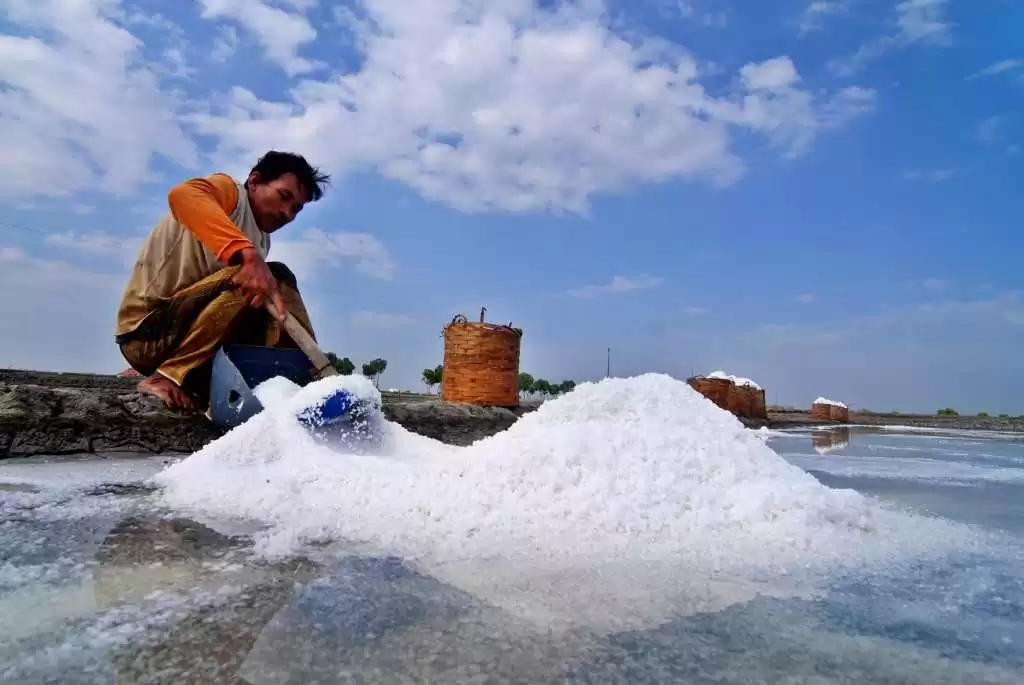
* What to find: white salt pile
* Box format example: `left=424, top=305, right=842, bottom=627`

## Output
left=708, top=370, right=761, bottom=390
left=815, top=397, right=848, bottom=408
left=154, top=373, right=966, bottom=572
left=152, top=372, right=978, bottom=632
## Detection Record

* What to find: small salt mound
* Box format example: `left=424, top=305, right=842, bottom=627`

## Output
left=708, top=370, right=761, bottom=390
left=153, top=373, right=967, bottom=580
left=815, top=397, right=848, bottom=408
left=252, top=376, right=302, bottom=410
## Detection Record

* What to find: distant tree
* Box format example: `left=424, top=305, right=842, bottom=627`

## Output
left=978, top=411, right=990, bottom=418
left=937, top=408, right=959, bottom=416
left=515, top=374, right=576, bottom=398
left=325, top=352, right=355, bottom=375
left=422, top=364, right=443, bottom=393
left=533, top=378, right=553, bottom=396
left=361, top=358, right=388, bottom=387
left=1000, top=414, right=1011, bottom=420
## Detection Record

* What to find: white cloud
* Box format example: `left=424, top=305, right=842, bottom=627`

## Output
left=895, top=0, right=952, bottom=45
left=211, top=25, right=241, bottom=63
left=567, top=274, right=664, bottom=299
left=0, top=0, right=198, bottom=199
left=156, top=46, right=195, bottom=80
left=914, top=291, right=1024, bottom=327
left=0, top=246, right=127, bottom=373
left=669, top=0, right=696, bottom=16
left=744, top=322, right=845, bottom=347
left=0, top=241, right=408, bottom=378
left=903, top=168, right=956, bottom=183
left=828, top=0, right=951, bottom=76
left=740, top=57, right=800, bottom=91
left=966, top=59, right=1024, bottom=80
left=799, top=1, right=847, bottom=34
left=719, top=59, right=876, bottom=158
left=276, top=0, right=321, bottom=11
left=187, top=2, right=874, bottom=214
left=657, top=1, right=728, bottom=26
left=1, top=1, right=875, bottom=215
left=350, top=311, right=418, bottom=330
left=701, top=11, right=729, bottom=28
left=746, top=290, right=1024, bottom=350
left=977, top=116, right=1003, bottom=145
left=0, top=246, right=120, bottom=289
left=198, top=0, right=323, bottom=76
left=45, top=230, right=143, bottom=266
left=269, top=228, right=397, bottom=281
left=797, top=292, right=817, bottom=304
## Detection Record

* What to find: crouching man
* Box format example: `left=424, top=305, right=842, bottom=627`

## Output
left=114, top=151, right=330, bottom=413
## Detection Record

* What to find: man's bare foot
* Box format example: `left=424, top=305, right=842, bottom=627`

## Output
left=138, top=375, right=195, bottom=412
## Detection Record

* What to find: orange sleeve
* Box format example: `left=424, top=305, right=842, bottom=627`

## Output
left=167, top=173, right=254, bottom=263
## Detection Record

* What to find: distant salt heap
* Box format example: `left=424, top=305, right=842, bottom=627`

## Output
left=814, top=397, right=848, bottom=408
left=708, top=370, right=761, bottom=390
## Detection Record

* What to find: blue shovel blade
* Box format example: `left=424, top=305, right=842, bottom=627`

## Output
left=296, top=388, right=384, bottom=451
left=296, top=389, right=358, bottom=428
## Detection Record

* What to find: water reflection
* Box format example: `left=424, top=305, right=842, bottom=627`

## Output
left=92, top=517, right=294, bottom=683
left=6, top=449, right=1024, bottom=684
left=81, top=514, right=799, bottom=684
left=812, top=427, right=851, bottom=455
left=76, top=515, right=1022, bottom=685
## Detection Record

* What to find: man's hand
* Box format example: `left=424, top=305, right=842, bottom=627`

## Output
left=234, top=247, right=287, bottom=320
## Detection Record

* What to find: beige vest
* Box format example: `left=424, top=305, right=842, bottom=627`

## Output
left=114, top=180, right=270, bottom=337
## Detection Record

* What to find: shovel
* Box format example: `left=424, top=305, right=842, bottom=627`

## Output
left=272, top=306, right=339, bottom=381
left=268, top=305, right=374, bottom=431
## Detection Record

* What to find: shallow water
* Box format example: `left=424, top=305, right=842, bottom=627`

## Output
left=2, top=427, right=1024, bottom=684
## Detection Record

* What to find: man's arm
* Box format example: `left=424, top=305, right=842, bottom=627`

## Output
left=167, top=173, right=286, bottom=319
left=167, top=173, right=253, bottom=263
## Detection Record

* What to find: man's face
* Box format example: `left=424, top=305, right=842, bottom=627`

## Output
left=246, top=171, right=309, bottom=234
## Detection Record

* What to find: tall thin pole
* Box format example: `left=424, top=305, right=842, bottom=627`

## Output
left=606, top=347, right=611, bottom=378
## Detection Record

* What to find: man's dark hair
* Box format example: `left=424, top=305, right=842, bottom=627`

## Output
left=249, top=150, right=331, bottom=202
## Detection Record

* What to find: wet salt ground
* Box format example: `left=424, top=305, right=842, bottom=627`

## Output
left=776, top=427, right=1024, bottom=534
left=2, top=431, right=1024, bottom=683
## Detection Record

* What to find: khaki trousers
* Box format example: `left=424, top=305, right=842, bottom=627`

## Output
left=117, top=262, right=315, bottom=407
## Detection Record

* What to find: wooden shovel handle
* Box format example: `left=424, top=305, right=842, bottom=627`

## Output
left=270, top=306, right=338, bottom=379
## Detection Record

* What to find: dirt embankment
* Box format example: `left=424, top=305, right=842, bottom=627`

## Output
left=3, top=369, right=1020, bottom=459
left=0, top=370, right=538, bottom=459
left=767, top=408, right=1024, bottom=433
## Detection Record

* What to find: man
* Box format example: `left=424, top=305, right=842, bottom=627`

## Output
left=114, top=151, right=331, bottom=413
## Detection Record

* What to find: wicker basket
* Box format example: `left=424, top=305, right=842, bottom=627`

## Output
left=726, top=385, right=752, bottom=417
left=687, top=377, right=733, bottom=411
left=810, top=402, right=833, bottom=420
left=441, top=315, right=523, bottom=407
left=747, top=387, right=768, bottom=420
left=725, top=385, right=767, bottom=420
left=811, top=402, right=848, bottom=421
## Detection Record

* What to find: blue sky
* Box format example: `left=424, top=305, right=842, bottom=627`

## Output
left=1, top=0, right=1022, bottom=413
